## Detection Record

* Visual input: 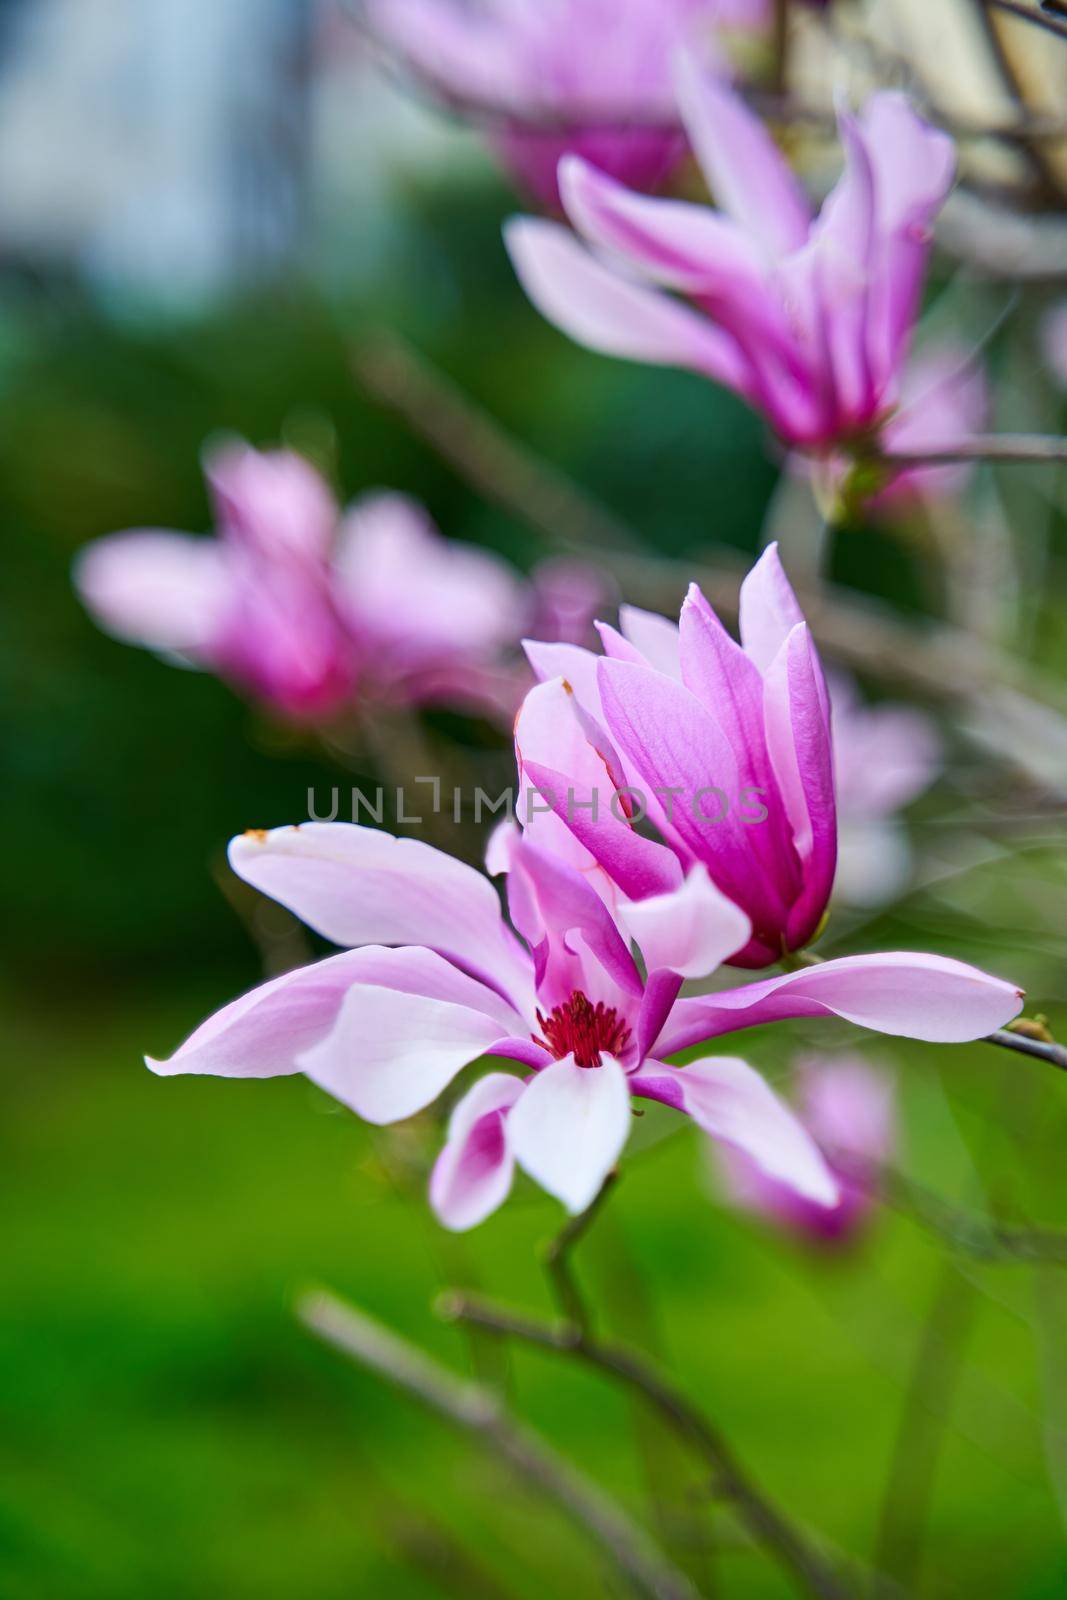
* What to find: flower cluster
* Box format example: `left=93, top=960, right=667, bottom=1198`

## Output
left=149, top=549, right=1022, bottom=1230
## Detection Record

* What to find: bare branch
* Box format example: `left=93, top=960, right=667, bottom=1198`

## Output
left=984, top=0, right=1067, bottom=44
left=877, top=434, right=1067, bottom=468
left=298, top=1288, right=702, bottom=1600
left=440, top=1293, right=857, bottom=1600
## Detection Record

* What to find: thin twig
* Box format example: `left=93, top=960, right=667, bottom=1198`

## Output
left=298, top=1288, right=701, bottom=1600
left=542, top=1169, right=619, bottom=1335
left=877, top=433, right=1067, bottom=467
left=985, top=1027, right=1067, bottom=1073
left=440, top=1293, right=856, bottom=1600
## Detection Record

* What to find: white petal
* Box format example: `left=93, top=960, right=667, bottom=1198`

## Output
left=617, top=865, right=751, bottom=979
left=508, top=1054, right=632, bottom=1214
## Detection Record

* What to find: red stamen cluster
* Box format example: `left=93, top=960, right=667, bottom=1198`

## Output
left=533, top=991, right=632, bottom=1069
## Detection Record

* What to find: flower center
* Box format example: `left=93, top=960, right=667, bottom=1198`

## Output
left=533, top=990, right=632, bottom=1069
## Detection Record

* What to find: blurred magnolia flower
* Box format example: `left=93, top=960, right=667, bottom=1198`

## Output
left=718, top=1054, right=896, bottom=1245
left=528, top=555, right=615, bottom=648
left=809, top=344, right=989, bottom=519
left=507, top=67, right=957, bottom=474
left=149, top=819, right=1020, bottom=1227
left=832, top=674, right=941, bottom=907
left=74, top=440, right=528, bottom=722
left=521, top=543, right=839, bottom=967
left=365, top=0, right=768, bottom=207
left=1043, top=300, right=1067, bottom=390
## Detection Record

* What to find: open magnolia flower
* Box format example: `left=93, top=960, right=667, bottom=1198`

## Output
left=507, top=65, right=957, bottom=462
left=520, top=542, right=841, bottom=966
left=74, top=440, right=528, bottom=722
left=365, top=0, right=768, bottom=208
left=149, top=819, right=1021, bottom=1229
left=718, top=1054, right=897, bottom=1245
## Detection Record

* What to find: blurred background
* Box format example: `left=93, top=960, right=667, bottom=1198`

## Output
left=4, top=2, right=1067, bottom=1596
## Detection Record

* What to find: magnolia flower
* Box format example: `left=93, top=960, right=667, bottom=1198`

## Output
left=507, top=67, right=956, bottom=458
left=520, top=543, right=839, bottom=966
left=718, top=1054, right=896, bottom=1244
left=149, top=820, right=1021, bottom=1228
left=365, top=0, right=767, bottom=207
left=74, top=440, right=527, bottom=721
left=832, top=674, right=941, bottom=906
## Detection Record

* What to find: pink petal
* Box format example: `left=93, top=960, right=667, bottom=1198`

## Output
left=523, top=640, right=602, bottom=715
left=205, top=440, right=338, bottom=563
left=737, top=542, right=806, bottom=674
left=656, top=952, right=1024, bottom=1055
left=675, top=57, right=811, bottom=259
left=146, top=948, right=394, bottom=1079
left=73, top=531, right=231, bottom=657
left=333, top=492, right=527, bottom=672
left=809, top=108, right=876, bottom=422
left=559, top=153, right=773, bottom=297
left=298, top=950, right=517, bottom=1124
left=597, top=657, right=788, bottom=938
left=508, top=1053, right=632, bottom=1213
left=429, top=1073, right=525, bottom=1231
left=505, top=218, right=753, bottom=396
left=616, top=865, right=751, bottom=979
left=633, top=1056, right=839, bottom=1206
left=228, top=824, right=533, bottom=1011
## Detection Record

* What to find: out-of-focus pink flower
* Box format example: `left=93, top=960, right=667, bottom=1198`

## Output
left=521, top=543, right=839, bottom=966
left=528, top=555, right=614, bottom=648
left=148, top=819, right=1020, bottom=1228
left=74, top=441, right=528, bottom=722
left=366, top=0, right=768, bottom=207
left=868, top=345, right=988, bottom=512
left=718, top=1054, right=896, bottom=1244
left=507, top=68, right=956, bottom=458
left=1042, top=301, right=1067, bottom=391
left=832, top=673, right=941, bottom=906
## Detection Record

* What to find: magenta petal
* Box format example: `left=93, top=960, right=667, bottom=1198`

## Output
left=512, top=835, right=644, bottom=999
left=762, top=624, right=836, bottom=952
left=429, top=1073, right=525, bottom=1232
left=656, top=952, right=1025, bottom=1055
left=597, top=656, right=788, bottom=936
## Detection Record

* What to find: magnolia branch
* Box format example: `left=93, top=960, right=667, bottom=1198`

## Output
left=440, top=1182, right=856, bottom=1600
left=298, top=1287, right=701, bottom=1600
left=876, top=435, right=1067, bottom=468
left=440, top=1291, right=856, bottom=1600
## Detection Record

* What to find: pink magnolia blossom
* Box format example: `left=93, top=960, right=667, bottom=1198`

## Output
left=365, top=0, right=768, bottom=208
left=521, top=542, right=840, bottom=966
left=74, top=440, right=528, bottom=722
left=506, top=67, right=957, bottom=456
left=832, top=673, right=941, bottom=906
left=718, top=1054, right=896, bottom=1244
left=148, top=819, right=1021, bottom=1229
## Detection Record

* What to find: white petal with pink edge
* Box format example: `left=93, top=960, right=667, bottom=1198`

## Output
left=508, top=1053, right=632, bottom=1214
